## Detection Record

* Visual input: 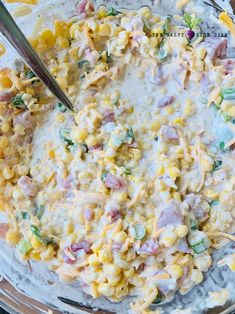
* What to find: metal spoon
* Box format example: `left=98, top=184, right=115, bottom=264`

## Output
left=0, top=1, right=74, bottom=111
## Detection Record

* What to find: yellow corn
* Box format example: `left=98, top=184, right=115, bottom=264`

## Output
left=56, top=36, right=70, bottom=49
left=88, top=253, right=100, bottom=266
left=31, top=236, right=43, bottom=249
left=97, top=6, right=108, bottom=18
left=176, top=225, right=189, bottom=238
left=98, top=24, right=111, bottom=36
left=5, top=229, right=21, bottom=246
left=98, top=283, right=115, bottom=297
left=167, top=264, right=183, bottom=279
left=98, top=250, right=112, bottom=263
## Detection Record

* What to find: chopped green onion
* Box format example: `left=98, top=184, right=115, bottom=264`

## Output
left=219, top=141, right=225, bottom=151
left=18, top=239, right=32, bottom=255
left=190, top=220, right=198, bottom=231
left=154, top=136, right=159, bottom=142
left=30, top=224, right=55, bottom=245
left=107, top=7, right=121, bottom=16
left=77, top=59, right=90, bottom=68
left=212, top=160, right=222, bottom=171
left=212, top=102, right=220, bottom=111
left=125, top=127, right=135, bottom=143
left=81, top=143, right=89, bottom=153
left=80, top=73, right=86, bottom=80
left=22, top=212, right=30, bottom=219
left=101, top=171, right=108, bottom=182
left=134, top=224, right=146, bottom=240
left=157, top=43, right=168, bottom=60
left=12, top=94, right=26, bottom=108
left=221, top=88, right=235, bottom=101
left=114, top=96, right=120, bottom=106
left=199, top=96, right=208, bottom=104
left=125, top=168, right=131, bottom=175
left=190, top=238, right=208, bottom=254
left=152, top=292, right=164, bottom=304
left=26, top=70, right=37, bottom=80
left=56, top=102, right=67, bottom=113
left=60, top=129, right=74, bottom=146
left=143, top=20, right=151, bottom=37
left=222, top=112, right=232, bottom=122
left=106, top=50, right=112, bottom=63
left=35, top=205, right=45, bottom=219
left=163, top=16, right=171, bottom=34
left=209, top=200, right=219, bottom=207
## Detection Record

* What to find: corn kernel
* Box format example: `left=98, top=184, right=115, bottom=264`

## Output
left=5, top=229, right=20, bottom=246
left=191, top=269, right=203, bottom=284
left=98, top=250, right=112, bottom=263
left=2, top=166, right=14, bottom=180
left=113, top=231, right=128, bottom=243
left=98, top=283, right=115, bottom=297
left=31, top=236, right=42, bottom=249
left=97, top=6, right=108, bottom=18
left=0, top=43, right=6, bottom=57
left=30, top=252, right=41, bottom=260
left=228, top=106, right=235, bottom=117
left=149, top=37, right=159, bottom=48
left=88, top=253, right=100, bottom=266
left=204, top=189, right=218, bottom=199
left=56, top=113, right=66, bottom=123
left=40, top=29, right=56, bottom=47
left=129, top=274, right=144, bottom=287
left=105, top=264, right=121, bottom=276
left=167, top=264, right=183, bottom=279
left=176, top=225, right=189, bottom=238
left=65, top=222, right=74, bottom=235
left=221, top=100, right=233, bottom=112
left=56, top=36, right=70, bottom=49
left=118, top=31, right=129, bottom=46
left=98, top=24, right=111, bottom=36
left=91, top=282, right=99, bottom=298
left=172, top=117, right=185, bottom=126
left=48, top=149, right=55, bottom=159
left=54, top=20, right=69, bottom=37
left=168, top=167, right=180, bottom=179
left=166, top=106, right=175, bottom=115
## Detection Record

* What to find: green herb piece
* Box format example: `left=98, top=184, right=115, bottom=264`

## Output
left=221, top=88, right=235, bottom=101
left=30, top=224, right=55, bottom=245
left=134, top=224, right=146, bottom=240
left=183, top=13, right=202, bottom=29
left=80, top=73, right=86, bottom=80
left=26, top=70, right=37, bottom=79
left=22, top=212, right=30, bottom=220
left=77, top=59, right=90, bottom=69
left=163, top=16, right=171, bottom=34
left=106, top=50, right=112, bottom=63
left=114, top=96, right=120, bottom=106
left=199, top=96, right=208, bottom=104
left=60, top=129, right=74, bottom=146
left=81, top=143, right=89, bottom=153
left=219, top=141, right=225, bottom=151
left=209, top=200, right=219, bottom=207
left=101, top=171, right=108, bottom=182
left=12, top=94, right=26, bottom=108
left=143, top=19, right=151, bottom=37
left=157, top=43, right=168, bottom=60
left=223, top=112, right=232, bottom=122
left=125, top=168, right=131, bottom=175
left=152, top=292, right=164, bottom=304
left=154, top=136, right=159, bottom=142
left=125, top=127, right=135, bottom=143
left=190, top=239, right=208, bottom=254
left=212, top=160, right=222, bottom=171
left=18, top=239, right=32, bottom=255
left=212, top=102, right=220, bottom=111
left=35, top=205, right=45, bottom=219
left=56, top=102, right=67, bottom=113
left=107, top=7, right=121, bottom=16
left=190, top=220, right=198, bottom=231
left=231, top=118, right=235, bottom=124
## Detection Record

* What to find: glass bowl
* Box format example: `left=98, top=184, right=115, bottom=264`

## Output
left=0, top=1, right=235, bottom=313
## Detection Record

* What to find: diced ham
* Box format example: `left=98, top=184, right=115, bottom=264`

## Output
left=104, top=174, right=126, bottom=191
left=158, top=204, right=183, bottom=228
left=13, top=111, right=32, bottom=129
left=156, top=95, right=174, bottom=108
left=200, top=38, right=228, bottom=61
left=0, top=223, right=9, bottom=239
left=18, top=176, right=37, bottom=198
left=200, top=73, right=213, bottom=97
left=102, top=110, right=115, bottom=125
left=161, top=126, right=179, bottom=142
left=70, top=240, right=92, bottom=254
left=0, top=91, right=14, bottom=103
left=84, top=209, right=94, bottom=221
left=138, top=238, right=159, bottom=255
left=89, top=143, right=103, bottom=151
left=110, top=209, right=122, bottom=222
left=76, top=0, right=94, bottom=15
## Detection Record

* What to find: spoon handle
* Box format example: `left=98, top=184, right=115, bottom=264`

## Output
left=0, top=1, right=74, bottom=111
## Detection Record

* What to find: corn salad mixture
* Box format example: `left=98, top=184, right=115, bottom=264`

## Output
left=0, top=0, right=235, bottom=312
